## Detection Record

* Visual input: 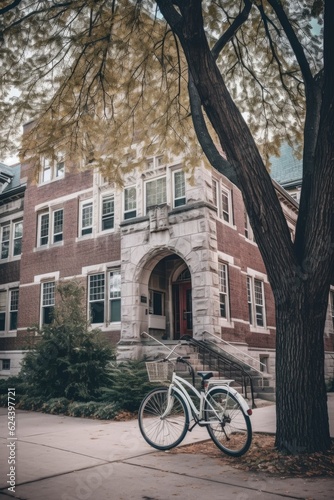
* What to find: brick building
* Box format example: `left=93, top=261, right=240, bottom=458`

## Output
left=1, top=147, right=334, bottom=382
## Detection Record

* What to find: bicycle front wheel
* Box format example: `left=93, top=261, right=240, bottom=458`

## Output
left=205, top=388, right=252, bottom=457
left=138, top=387, right=189, bottom=450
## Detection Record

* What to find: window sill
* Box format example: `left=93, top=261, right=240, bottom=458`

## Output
left=34, top=241, right=64, bottom=251
left=0, top=255, right=21, bottom=263
left=219, top=318, right=234, bottom=329
left=0, top=331, right=17, bottom=338
left=249, top=326, right=270, bottom=334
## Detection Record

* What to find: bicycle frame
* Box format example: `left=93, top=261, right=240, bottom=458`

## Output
left=163, top=371, right=247, bottom=427
left=140, top=331, right=251, bottom=427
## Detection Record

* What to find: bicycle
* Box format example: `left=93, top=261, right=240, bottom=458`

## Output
left=138, top=333, right=253, bottom=457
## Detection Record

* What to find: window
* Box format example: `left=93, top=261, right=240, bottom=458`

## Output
left=173, top=170, right=186, bottom=208
left=211, top=179, right=233, bottom=224
left=0, top=291, right=6, bottom=331
left=89, top=269, right=121, bottom=324
left=40, top=155, right=65, bottom=183
left=102, top=195, right=114, bottom=230
left=244, top=211, right=254, bottom=241
left=109, top=269, right=121, bottom=322
left=1, top=359, right=10, bottom=370
left=13, top=222, right=23, bottom=255
left=124, top=187, right=137, bottom=219
left=41, top=282, right=55, bottom=325
left=247, top=276, right=266, bottom=328
left=89, top=274, right=105, bottom=323
left=0, top=289, right=19, bottom=332
left=218, top=263, right=230, bottom=320
left=0, top=221, right=22, bottom=260
left=221, top=187, right=231, bottom=223
left=39, top=213, right=49, bottom=245
left=212, top=179, right=218, bottom=208
left=1, top=225, right=10, bottom=259
left=146, top=177, right=167, bottom=211
left=80, top=201, right=93, bottom=236
left=10, top=289, right=19, bottom=330
left=38, top=209, right=63, bottom=246
left=149, top=290, right=164, bottom=316
left=53, top=209, right=63, bottom=243
left=147, top=155, right=164, bottom=170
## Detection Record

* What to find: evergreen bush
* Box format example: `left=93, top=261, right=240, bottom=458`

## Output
left=20, top=281, right=115, bottom=402
left=101, top=359, right=155, bottom=412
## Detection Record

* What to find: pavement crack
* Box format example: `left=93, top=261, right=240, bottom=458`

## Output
left=121, top=461, right=306, bottom=500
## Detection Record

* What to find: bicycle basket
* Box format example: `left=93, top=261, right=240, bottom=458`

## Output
left=146, top=361, right=174, bottom=382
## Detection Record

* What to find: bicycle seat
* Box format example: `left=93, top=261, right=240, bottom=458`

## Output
left=197, top=371, right=214, bottom=380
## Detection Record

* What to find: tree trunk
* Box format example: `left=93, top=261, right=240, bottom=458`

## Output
left=157, top=0, right=333, bottom=453
left=275, top=280, right=331, bottom=453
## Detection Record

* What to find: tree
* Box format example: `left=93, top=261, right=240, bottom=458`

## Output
left=21, top=281, right=115, bottom=401
left=0, top=1, right=333, bottom=453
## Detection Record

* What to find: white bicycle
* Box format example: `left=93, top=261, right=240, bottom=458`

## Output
left=138, top=334, right=252, bottom=457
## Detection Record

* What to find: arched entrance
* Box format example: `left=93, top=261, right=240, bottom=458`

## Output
left=148, top=254, right=192, bottom=340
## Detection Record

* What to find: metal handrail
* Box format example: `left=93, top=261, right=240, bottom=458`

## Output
left=201, top=330, right=266, bottom=377
left=181, top=335, right=256, bottom=408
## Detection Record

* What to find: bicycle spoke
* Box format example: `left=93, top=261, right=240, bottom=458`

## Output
left=205, top=388, right=252, bottom=457
left=138, top=387, right=189, bottom=450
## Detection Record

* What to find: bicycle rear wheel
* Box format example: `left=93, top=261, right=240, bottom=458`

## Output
left=138, top=387, right=189, bottom=450
left=205, top=388, right=252, bottom=457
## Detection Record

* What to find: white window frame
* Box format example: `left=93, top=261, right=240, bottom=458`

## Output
left=0, top=220, right=23, bottom=260
left=147, top=155, right=165, bottom=170
left=212, top=178, right=233, bottom=225
left=13, top=221, right=23, bottom=256
left=145, top=175, right=167, bottom=212
left=0, top=224, right=10, bottom=259
left=173, top=170, right=186, bottom=208
left=218, top=262, right=230, bottom=321
left=9, top=289, right=19, bottom=331
left=0, top=287, right=19, bottom=335
left=244, top=211, right=254, bottom=241
left=79, top=200, right=93, bottom=237
left=0, top=290, right=7, bottom=332
left=124, top=186, right=137, bottom=220
left=88, top=269, right=121, bottom=325
left=221, top=185, right=232, bottom=224
left=39, top=154, right=65, bottom=184
left=101, top=195, right=115, bottom=231
left=89, top=273, right=105, bottom=324
left=40, top=281, right=55, bottom=326
left=109, top=269, right=121, bottom=323
left=37, top=208, right=64, bottom=247
left=52, top=209, right=64, bottom=243
left=212, top=178, right=218, bottom=208
left=0, top=359, right=11, bottom=371
left=247, top=276, right=266, bottom=329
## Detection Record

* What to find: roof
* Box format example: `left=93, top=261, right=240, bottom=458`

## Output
left=0, top=162, right=25, bottom=198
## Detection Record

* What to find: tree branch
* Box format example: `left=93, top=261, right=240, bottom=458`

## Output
left=188, top=74, right=240, bottom=188
left=211, top=0, right=252, bottom=60
left=266, top=0, right=314, bottom=87
left=0, top=0, right=22, bottom=16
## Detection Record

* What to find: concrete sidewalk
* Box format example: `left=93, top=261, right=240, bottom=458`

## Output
left=0, top=394, right=333, bottom=500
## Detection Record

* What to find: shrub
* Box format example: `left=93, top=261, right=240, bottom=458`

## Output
left=41, top=398, right=70, bottom=414
left=67, top=401, right=121, bottom=419
left=101, top=359, right=155, bottom=412
left=20, top=281, right=115, bottom=402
